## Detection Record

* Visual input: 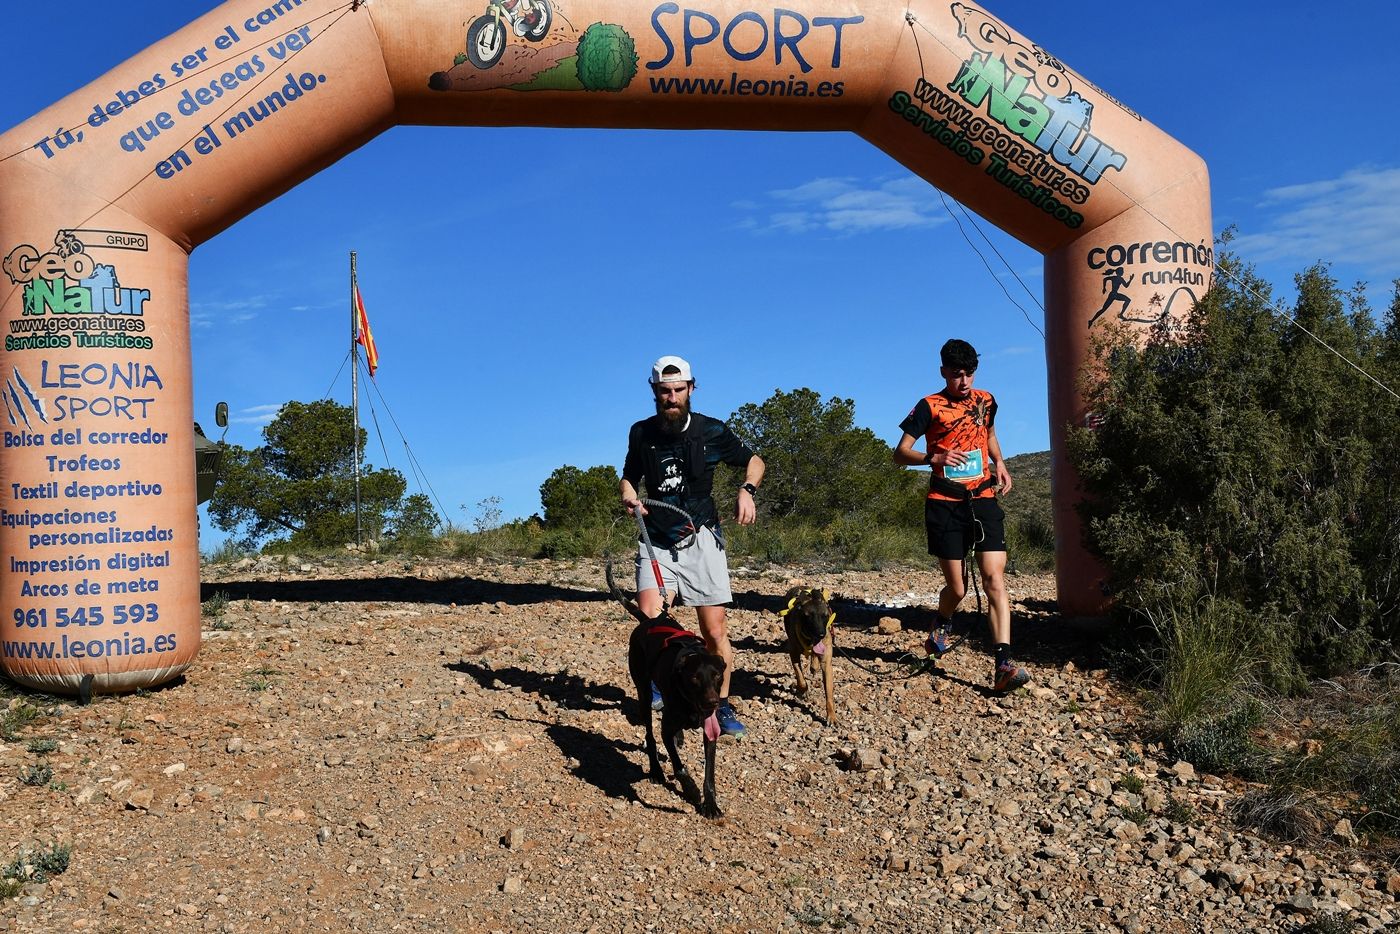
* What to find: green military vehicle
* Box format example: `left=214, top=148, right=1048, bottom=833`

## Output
left=195, top=402, right=228, bottom=505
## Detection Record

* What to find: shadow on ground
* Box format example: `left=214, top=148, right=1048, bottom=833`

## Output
left=810, top=592, right=1113, bottom=676
left=206, top=570, right=1111, bottom=682
left=203, top=575, right=611, bottom=607
left=496, top=715, right=688, bottom=813
left=447, top=660, right=628, bottom=713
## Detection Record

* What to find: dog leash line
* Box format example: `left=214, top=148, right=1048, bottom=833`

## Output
left=609, top=499, right=698, bottom=614
left=835, top=646, right=940, bottom=681
left=635, top=508, right=669, bottom=605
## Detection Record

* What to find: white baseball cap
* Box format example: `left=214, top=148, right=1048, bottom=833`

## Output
left=649, top=355, right=693, bottom=385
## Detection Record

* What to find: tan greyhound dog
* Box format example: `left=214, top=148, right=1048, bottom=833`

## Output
left=780, top=587, right=837, bottom=725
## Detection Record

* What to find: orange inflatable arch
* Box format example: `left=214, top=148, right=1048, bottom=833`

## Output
left=0, top=0, right=1210, bottom=693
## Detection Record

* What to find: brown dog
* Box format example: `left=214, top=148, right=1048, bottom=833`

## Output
left=607, top=563, right=726, bottom=819
left=780, top=587, right=836, bottom=725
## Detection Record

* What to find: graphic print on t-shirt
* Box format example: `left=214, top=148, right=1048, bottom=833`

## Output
left=970, top=396, right=991, bottom=428
left=656, top=452, right=685, bottom=495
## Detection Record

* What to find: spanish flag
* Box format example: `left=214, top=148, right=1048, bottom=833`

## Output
left=354, top=284, right=379, bottom=377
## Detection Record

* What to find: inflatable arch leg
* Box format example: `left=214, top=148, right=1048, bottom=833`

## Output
left=0, top=170, right=198, bottom=693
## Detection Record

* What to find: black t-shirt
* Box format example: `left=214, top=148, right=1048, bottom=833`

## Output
left=622, top=412, right=755, bottom=548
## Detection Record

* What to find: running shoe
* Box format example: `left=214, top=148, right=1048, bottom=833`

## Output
left=992, top=659, right=1031, bottom=694
left=715, top=701, right=747, bottom=739
left=650, top=683, right=664, bottom=711
left=925, top=621, right=953, bottom=658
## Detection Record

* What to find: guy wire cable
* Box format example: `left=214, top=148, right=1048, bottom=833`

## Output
left=361, top=359, right=452, bottom=524
left=935, top=189, right=1045, bottom=339
left=903, top=12, right=1399, bottom=402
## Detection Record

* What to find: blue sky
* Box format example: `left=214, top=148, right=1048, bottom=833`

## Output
left=3, top=2, right=1398, bottom=543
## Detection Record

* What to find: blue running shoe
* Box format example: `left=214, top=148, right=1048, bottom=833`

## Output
left=650, top=682, right=664, bottom=711
left=715, top=701, right=747, bottom=740
left=925, top=618, right=953, bottom=657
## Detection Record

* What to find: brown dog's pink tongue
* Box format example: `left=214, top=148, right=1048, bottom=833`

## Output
left=812, top=640, right=826, bottom=656
left=704, top=712, right=720, bottom=742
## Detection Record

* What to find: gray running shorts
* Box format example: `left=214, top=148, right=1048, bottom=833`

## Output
left=635, top=525, right=732, bottom=606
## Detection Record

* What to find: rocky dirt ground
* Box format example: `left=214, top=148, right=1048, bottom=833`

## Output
left=1, top=555, right=1397, bottom=933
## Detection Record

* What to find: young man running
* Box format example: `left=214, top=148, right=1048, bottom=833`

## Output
left=893, top=339, right=1031, bottom=694
left=620, top=356, right=766, bottom=738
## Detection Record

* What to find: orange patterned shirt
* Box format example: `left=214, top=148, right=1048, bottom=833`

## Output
left=899, top=388, right=998, bottom=501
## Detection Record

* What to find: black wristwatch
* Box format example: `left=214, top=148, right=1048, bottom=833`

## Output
left=739, top=482, right=758, bottom=496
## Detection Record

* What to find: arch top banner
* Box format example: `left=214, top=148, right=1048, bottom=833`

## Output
left=0, top=0, right=1210, bottom=692
left=1, top=0, right=1205, bottom=252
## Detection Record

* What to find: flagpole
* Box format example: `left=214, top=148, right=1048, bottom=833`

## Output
left=350, top=251, right=363, bottom=547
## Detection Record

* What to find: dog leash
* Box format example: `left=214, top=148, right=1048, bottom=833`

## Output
left=637, top=498, right=698, bottom=607
left=605, top=499, right=698, bottom=613
left=924, top=505, right=986, bottom=659
left=835, top=643, right=941, bottom=681
left=636, top=506, right=669, bottom=604
left=963, top=508, right=986, bottom=620
left=920, top=472, right=994, bottom=655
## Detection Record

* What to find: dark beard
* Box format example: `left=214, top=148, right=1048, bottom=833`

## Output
left=655, top=398, right=691, bottom=437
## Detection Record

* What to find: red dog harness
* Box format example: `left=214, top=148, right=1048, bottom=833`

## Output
left=642, top=621, right=705, bottom=657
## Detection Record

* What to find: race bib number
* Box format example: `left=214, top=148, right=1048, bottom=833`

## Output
left=942, top=449, right=984, bottom=481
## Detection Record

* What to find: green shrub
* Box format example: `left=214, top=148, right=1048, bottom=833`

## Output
left=817, top=518, right=922, bottom=570
left=446, top=517, right=544, bottom=559
left=19, top=764, right=53, bottom=787
left=385, top=532, right=441, bottom=558
left=1138, top=596, right=1268, bottom=775
left=387, top=493, right=441, bottom=554
left=725, top=389, right=918, bottom=527
left=576, top=23, right=638, bottom=91
left=1134, top=592, right=1264, bottom=736
left=820, top=517, right=873, bottom=567
left=1164, top=795, right=1196, bottom=824
left=1233, top=784, right=1323, bottom=844
left=725, top=524, right=796, bottom=566
left=1342, top=679, right=1400, bottom=832
left=201, top=591, right=230, bottom=619
left=720, top=519, right=925, bottom=569
left=3, top=842, right=73, bottom=884
left=1070, top=260, right=1400, bottom=853
left=1005, top=512, right=1055, bottom=573
left=204, top=538, right=247, bottom=564
left=539, top=529, right=587, bottom=561
left=244, top=666, right=278, bottom=692
left=0, top=702, right=40, bottom=741
left=28, top=843, right=71, bottom=880
left=540, top=465, right=619, bottom=531
left=1168, top=700, right=1264, bottom=777
left=1115, top=773, right=1144, bottom=795
left=1070, top=263, right=1400, bottom=684
left=1262, top=673, right=1400, bottom=841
